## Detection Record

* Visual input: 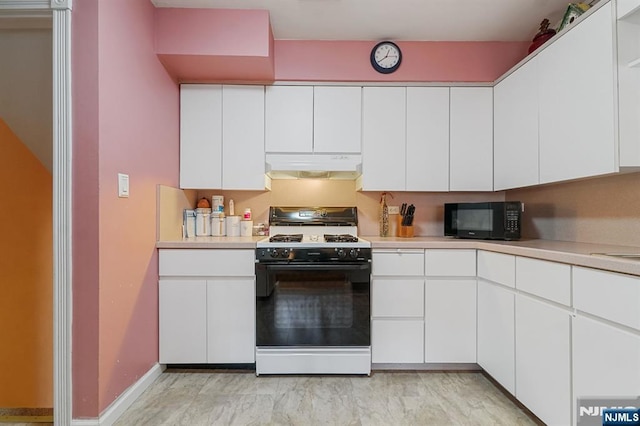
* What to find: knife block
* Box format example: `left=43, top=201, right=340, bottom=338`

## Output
left=396, top=215, right=414, bottom=238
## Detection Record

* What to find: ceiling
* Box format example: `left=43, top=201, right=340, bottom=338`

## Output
left=151, top=0, right=588, bottom=42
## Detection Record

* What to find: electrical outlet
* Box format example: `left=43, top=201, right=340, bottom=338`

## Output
left=388, top=205, right=400, bottom=215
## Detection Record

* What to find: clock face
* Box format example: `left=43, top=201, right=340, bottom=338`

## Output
left=371, top=41, right=402, bottom=74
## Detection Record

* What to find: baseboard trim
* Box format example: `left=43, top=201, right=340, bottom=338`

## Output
left=71, top=363, right=165, bottom=426
left=372, top=362, right=481, bottom=371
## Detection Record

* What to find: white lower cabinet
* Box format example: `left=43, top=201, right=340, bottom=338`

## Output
left=425, top=279, right=476, bottom=363
left=159, top=280, right=208, bottom=364
left=159, top=249, right=256, bottom=364
left=371, top=277, right=425, bottom=363
left=572, top=266, right=640, bottom=402
left=207, top=279, right=256, bottom=363
left=573, top=315, right=640, bottom=399
left=477, top=280, right=515, bottom=395
left=515, top=294, right=571, bottom=426
left=371, top=249, right=425, bottom=363
left=372, top=319, right=424, bottom=363
left=424, top=249, right=477, bottom=363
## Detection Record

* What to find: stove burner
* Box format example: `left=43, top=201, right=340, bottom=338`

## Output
left=269, top=234, right=303, bottom=243
left=324, top=234, right=359, bottom=243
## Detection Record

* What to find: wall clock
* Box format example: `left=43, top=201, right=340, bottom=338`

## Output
left=370, top=41, right=402, bottom=74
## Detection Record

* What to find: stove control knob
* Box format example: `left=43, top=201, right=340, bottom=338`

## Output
left=270, top=249, right=280, bottom=258
left=349, top=249, right=359, bottom=259
left=337, top=248, right=347, bottom=259
left=282, top=248, right=290, bottom=258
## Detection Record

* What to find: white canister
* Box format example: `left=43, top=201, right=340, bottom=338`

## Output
left=211, top=213, right=226, bottom=236
left=211, top=195, right=224, bottom=213
left=240, top=220, right=253, bottom=237
left=195, top=208, right=212, bottom=236
left=226, top=215, right=241, bottom=237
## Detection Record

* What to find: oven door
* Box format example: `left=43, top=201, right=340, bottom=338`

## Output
left=255, top=262, right=371, bottom=347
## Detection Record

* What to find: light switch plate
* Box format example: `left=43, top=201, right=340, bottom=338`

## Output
left=118, top=173, right=129, bottom=198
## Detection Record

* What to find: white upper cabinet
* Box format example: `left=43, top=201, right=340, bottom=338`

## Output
left=180, top=84, right=222, bottom=189
left=361, top=87, right=406, bottom=191
left=222, top=85, right=267, bottom=190
left=617, top=0, right=640, bottom=167
left=313, top=86, right=362, bottom=153
left=449, top=87, right=493, bottom=191
left=406, top=87, right=450, bottom=191
left=537, top=2, right=617, bottom=184
left=265, top=86, right=314, bottom=153
left=179, top=84, right=266, bottom=190
left=493, top=57, right=539, bottom=190
left=618, top=0, right=640, bottom=18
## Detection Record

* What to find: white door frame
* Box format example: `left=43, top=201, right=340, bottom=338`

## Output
left=0, top=1, right=73, bottom=424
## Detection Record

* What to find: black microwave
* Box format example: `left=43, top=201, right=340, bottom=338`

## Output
left=444, top=201, right=523, bottom=240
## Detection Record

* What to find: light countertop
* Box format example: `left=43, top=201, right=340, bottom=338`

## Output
left=157, top=236, right=640, bottom=277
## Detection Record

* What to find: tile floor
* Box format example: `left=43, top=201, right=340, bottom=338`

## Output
left=114, top=370, right=540, bottom=426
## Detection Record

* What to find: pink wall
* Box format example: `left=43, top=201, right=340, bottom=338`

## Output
left=275, top=40, right=529, bottom=82
left=155, top=8, right=274, bottom=82
left=72, top=0, right=179, bottom=418
left=72, top=0, right=100, bottom=416
left=152, top=8, right=528, bottom=83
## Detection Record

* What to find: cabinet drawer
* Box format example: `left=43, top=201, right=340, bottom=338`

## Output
left=516, top=257, right=571, bottom=305
left=372, top=250, right=424, bottom=276
left=477, top=251, right=515, bottom=288
left=159, top=249, right=255, bottom=276
left=425, top=249, right=476, bottom=276
left=372, top=319, right=424, bottom=363
left=573, top=267, right=640, bottom=330
left=372, top=278, right=424, bottom=317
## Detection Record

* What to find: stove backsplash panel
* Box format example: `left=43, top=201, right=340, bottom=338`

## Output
left=196, top=180, right=505, bottom=237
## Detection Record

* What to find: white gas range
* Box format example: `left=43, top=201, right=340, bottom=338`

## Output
left=254, top=207, right=372, bottom=376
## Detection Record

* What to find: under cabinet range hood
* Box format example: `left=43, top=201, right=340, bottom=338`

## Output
left=265, top=154, right=362, bottom=180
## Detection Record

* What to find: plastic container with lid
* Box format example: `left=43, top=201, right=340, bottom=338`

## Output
left=243, top=208, right=252, bottom=221
left=195, top=208, right=212, bottom=236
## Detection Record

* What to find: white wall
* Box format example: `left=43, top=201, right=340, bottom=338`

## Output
left=0, top=28, right=52, bottom=172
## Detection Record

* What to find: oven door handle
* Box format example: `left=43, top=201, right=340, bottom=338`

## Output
left=259, top=263, right=371, bottom=272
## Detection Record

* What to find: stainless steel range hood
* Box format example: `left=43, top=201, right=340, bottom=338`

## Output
left=265, top=154, right=362, bottom=180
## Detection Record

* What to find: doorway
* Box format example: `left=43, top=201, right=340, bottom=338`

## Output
left=0, top=1, right=73, bottom=424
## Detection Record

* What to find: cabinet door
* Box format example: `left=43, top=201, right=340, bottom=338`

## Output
left=372, top=319, right=424, bottom=363
left=477, top=251, right=515, bottom=288
left=265, top=86, right=313, bottom=153
left=515, top=295, right=571, bottom=426
left=313, top=86, right=362, bottom=153
left=449, top=87, right=493, bottom=191
left=159, top=280, right=207, bottom=363
left=406, top=87, right=450, bottom=191
left=361, top=87, right=406, bottom=191
left=425, top=249, right=476, bottom=277
left=573, top=315, right=640, bottom=399
left=222, top=85, right=266, bottom=190
left=372, top=250, right=425, bottom=276
left=573, top=266, right=640, bottom=330
left=207, top=279, right=256, bottom=363
left=372, top=278, right=424, bottom=317
left=425, top=279, right=477, bottom=363
left=538, top=3, right=616, bottom=184
left=516, top=257, right=571, bottom=306
left=493, top=58, right=539, bottom=190
left=477, top=280, right=515, bottom=395
left=180, top=84, right=222, bottom=189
